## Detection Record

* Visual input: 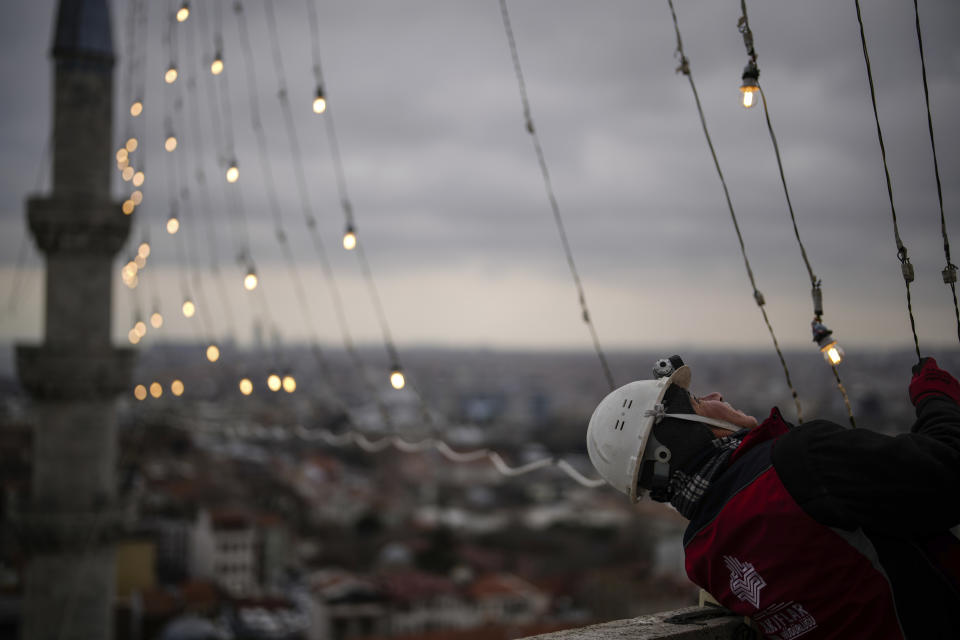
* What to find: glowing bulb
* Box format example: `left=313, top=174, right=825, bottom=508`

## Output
left=130, top=101, right=143, bottom=117
left=134, top=320, right=147, bottom=337
left=126, top=275, right=139, bottom=289
left=312, top=87, right=327, bottom=114
left=740, top=61, right=759, bottom=109
left=138, top=242, right=151, bottom=259
left=390, top=368, right=405, bottom=390
left=133, top=171, right=145, bottom=186
left=165, top=136, right=178, bottom=152
left=150, top=312, right=163, bottom=328
left=134, top=255, right=146, bottom=269
left=131, top=190, right=143, bottom=205
left=181, top=298, right=196, bottom=318
left=134, top=384, right=147, bottom=400
left=123, top=261, right=139, bottom=278
left=165, top=65, right=178, bottom=84
left=243, top=269, right=258, bottom=291
left=342, top=226, right=357, bottom=251
left=820, top=341, right=844, bottom=366
left=206, top=344, right=220, bottom=362
left=211, top=54, right=224, bottom=75
left=282, top=375, right=296, bottom=393
left=126, top=137, right=138, bottom=152
left=171, top=379, right=185, bottom=396
left=176, top=3, right=189, bottom=22
left=128, top=329, right=140, bottom=344
left=117, top=157, right=129, bottom=171
left=122, top=200, right=135, bottom=215
left=122, top=166, right=134, bottom=181
left=239, top=378, right=254, bottom=395
left=149, top=382, right=163, bottom=398
left=226, top=163, right=239, bottom=183
left=116, top=149, right=128, bottom=163
left=166, top=216, right=180, bottom=234
left=267, top=374, right=282, bottom=392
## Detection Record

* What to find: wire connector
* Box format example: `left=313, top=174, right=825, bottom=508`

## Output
left=753, top=290, right=765, bottom=306
left=811, top=285, right=823, bottom=318
left=901, top=261, right=915, bottom=284
left=942, top=264, right=958, bottom=284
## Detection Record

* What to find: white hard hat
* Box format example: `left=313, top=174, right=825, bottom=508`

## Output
left=586, top=365, right=739, bottom=501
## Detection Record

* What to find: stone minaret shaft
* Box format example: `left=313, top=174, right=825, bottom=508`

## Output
left=16, top=1, right=134, bottom=639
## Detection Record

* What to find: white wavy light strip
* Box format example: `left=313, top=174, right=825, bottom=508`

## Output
left=292, top=426, right=604, bottom=488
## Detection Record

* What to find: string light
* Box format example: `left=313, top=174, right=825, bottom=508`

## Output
left=123, top=261, right=139, bottom=279
left=239, top=378, right=254, bottom=395
left=130, top=101, right=143, bottom=117
left=128, top=329, right=140, bottom=345
left=130, top=190, right=143, bottom=205
left=312, top=86, right=327, bottom=114
left=117, top=157, right=130, bottom=172
left=226, top=161, right=239, bottom=183
left=166, top=214, right=180, bottom=235
left=122, top=166, right=134, bottom=182
left=243, top=267, right=258, bottom=291
left=125, top=137, right=138, bottom=152
left=206, top=344, right=220, bottom=362
left=133, top=171, right=145, bottom=187
left=740, top=61, right=759, bottom=109
left=116, top=149, right=128, bottom=163
left=124, top=275, right=139, bottom=289
left=164, top=135, right=178, bottom=152
left=176, top=2, right=189, bottom=23
left=134, top=384, right=147, bottom=401
left=134, top=254, right=146, bottom=269
left=149, top=382, right=163, bottom=398
left=812, top=321, right=844, bottom=366
left=122, top=200, right=135, bottom=215
left=181, top=298, right=196, bottom=318
left=138, top=241, right=151, bottom=259
left=171, top=379, right=185, bottom=396
left=267, top=373, right=282, bottom=392
left=342, top=225, right=357, bottom=251
left=390, top=366, right=406, bottom=390
left=165, top=64, right=178, bottom=84
left=134, top=320, right=147, bottom=337
left=150, top=311, right=163, bottom=328
left=282, top=374, right=296, bottom=393
left=211, top=52, right=224, bottom=75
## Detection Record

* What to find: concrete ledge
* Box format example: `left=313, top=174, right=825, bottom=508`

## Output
left=521, top=607, right=753, bottom=640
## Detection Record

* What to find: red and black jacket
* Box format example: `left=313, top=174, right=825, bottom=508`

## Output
left=683, top=396, right=960, bottom=639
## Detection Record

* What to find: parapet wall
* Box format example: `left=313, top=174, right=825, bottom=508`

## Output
left=522, top=607, right=755, bottom=640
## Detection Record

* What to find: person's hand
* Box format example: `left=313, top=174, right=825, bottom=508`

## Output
left=909, top=357, right=960, bottom=405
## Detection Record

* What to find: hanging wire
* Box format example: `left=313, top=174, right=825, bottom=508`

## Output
left=665, top=0, right=803, bottom=422
left=498, top=0, right=615, bottom=392
left=739, top=1, right=855, bottom=427
left=853, top=0, right=921, bottom=363
left=911, top=0, right=959, bottom=343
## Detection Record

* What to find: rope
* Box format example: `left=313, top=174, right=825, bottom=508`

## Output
left=498, top=0, right=616, bottom=392
left=666, top=0, right=803, bottom=423
left=853, top=0, right=921, bottom=362
left=911, top=0, right=960, bottom=344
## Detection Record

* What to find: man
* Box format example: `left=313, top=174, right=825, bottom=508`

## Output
left=586, top=356, right=960, bottom=639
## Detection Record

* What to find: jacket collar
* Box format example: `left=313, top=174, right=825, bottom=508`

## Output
left=729, top=407, right=792, bottom=465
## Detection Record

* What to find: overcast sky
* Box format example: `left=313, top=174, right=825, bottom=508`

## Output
left=2, top=0, right=960, bottom=360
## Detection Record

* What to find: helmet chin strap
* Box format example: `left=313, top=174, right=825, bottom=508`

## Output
left=665, top=413, right=743, bottom=433
left=641, top=413, right=743, bottom=493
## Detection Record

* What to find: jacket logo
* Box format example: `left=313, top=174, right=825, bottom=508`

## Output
left=723, top=555, right=766, bottom=609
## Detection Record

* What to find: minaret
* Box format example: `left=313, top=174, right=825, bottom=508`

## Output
left=15, top=1, right=133, bottom=638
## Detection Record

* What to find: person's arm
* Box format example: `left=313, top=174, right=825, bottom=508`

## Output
left=773, top=358, right=960, bottom=534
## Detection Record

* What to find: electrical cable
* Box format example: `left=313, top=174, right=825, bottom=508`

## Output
left=498, top=0, right=615, bottom=393
left=853, top=0, right=921, bottom=363
left=911, top=0, right=959, bottom=344
left=665, top=0, right=803, bottom=423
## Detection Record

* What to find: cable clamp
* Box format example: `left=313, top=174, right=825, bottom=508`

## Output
left=901, top=261, right=915, bottom=284
left=753, top=290, right=765, bottom=306
left=811, top=284, right=823, bottom=317
left=942, top=264, right=958, bottom=284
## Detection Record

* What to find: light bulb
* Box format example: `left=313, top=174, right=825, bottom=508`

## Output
left=390, top=368, right=405, bottom=390
left=740, top=61, right=759, bottom=109
left=134, top=320, right=147, bottom=337
left=122, top=166, right=134, bottom=181
left=211, top=54, right=224, bottom=75
left=239, top=377, right=254, bottom=395
left=128, top=329, right=140, bottom=344
left=150, top=311, right=163, bottom=328
left=122, top=200, right=135, bottom=215
left=134, top=254, right=146, bottom=269
left=131, top=190, right=143, bottom=205
left=267, top=374, right=282, bottom=392
left=226, top=162, right=239, bottom=183
left=125, top=275, right=139, bottom=289
left=117, top=157, right=129, bottom=171
left=134, top=384, right=147, bottom=401
left=149, top=382, right=163, bottom=398
left=171, top=379, right=185, bottom=396
left=282, top=375, right=296, bottom=393
left=181, top=298, right=196, bottom=318
left=138, top=242, right=151, bottom=258
left=130, top=101, right=143, bottom=117
left=165, top=136, right=178, bottom=152
left=312, top=87, right=327, bottom=114
left=165, top=65, right=178, bottom=84
left=133, top=171, right=145, bottom=186
left=126, top=137, right=138, bottom=152
left=821, top=340, right=844, bottom=366
left=123, top=261, right=139, bottom=279
left=243, top=269, right=258, bottom=291
left=166, top=216, right=180, bottom=234
left=176, top=3, right=189, bottom=22
left=342, top=226, right=357, bottom=251
left=116, top=148, right=128, bottom=163
left=206, top=344, right=220, bottom=362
